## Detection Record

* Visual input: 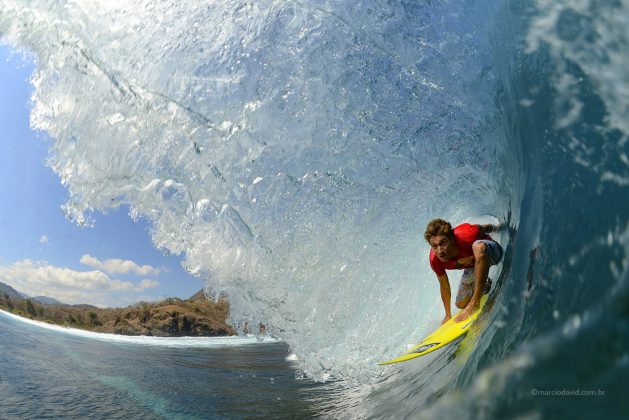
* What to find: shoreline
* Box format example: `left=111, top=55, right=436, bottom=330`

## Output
left=0, top=287, right=236, bottom=337
left=0, top=308, right=279, bottom=347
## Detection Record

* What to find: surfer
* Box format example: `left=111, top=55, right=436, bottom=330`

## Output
left=424, top=219, right=503, bottom=324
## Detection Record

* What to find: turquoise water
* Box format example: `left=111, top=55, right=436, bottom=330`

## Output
left=0, top=0, right=628, bottom=417
left=0, top=311, right=322, bottom=419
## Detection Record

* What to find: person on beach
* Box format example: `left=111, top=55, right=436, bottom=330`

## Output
left=423, top=219, right=503, bottom=324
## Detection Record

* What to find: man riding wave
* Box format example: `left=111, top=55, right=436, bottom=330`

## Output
left=424, top=219, right=503, bottom=324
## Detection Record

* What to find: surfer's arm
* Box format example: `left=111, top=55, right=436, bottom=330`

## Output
left=454, top=242, right=491, bottom=322
left=477, top=224, right=499, bottom=235
left=437, top=274, right=451, bottom=323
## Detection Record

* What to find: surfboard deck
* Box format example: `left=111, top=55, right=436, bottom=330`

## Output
left=378, top=293, right=489, bottom=365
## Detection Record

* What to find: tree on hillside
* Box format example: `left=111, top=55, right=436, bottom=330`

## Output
left=24, top=299, right=36, bottom=316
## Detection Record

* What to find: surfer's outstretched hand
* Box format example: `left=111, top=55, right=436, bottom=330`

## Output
left=441, top=315, right=451, bottom=326
left=455, top=302, right=479, bottom=322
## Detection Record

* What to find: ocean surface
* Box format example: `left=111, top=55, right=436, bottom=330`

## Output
left=0, top=0, right=628, bottom=418
left=0, top=310, right=320, bottom=419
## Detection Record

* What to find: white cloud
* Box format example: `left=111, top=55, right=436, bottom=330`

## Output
left=80, top=254, right=161, bottom=276
left=0, top=259, right=160, bottom=308
left=137, top=279, right=160, bottom=290
left=39, top=235, right=49, bottom=244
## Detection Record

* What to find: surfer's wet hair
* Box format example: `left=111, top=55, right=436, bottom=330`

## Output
left=424, top=219, right=454, bottom=243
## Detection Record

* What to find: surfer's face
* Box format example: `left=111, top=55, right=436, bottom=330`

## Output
left=429, top=235, right=455, bottom=261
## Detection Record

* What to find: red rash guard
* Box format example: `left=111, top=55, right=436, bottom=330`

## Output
left=429, top=223, right=492, bottom=276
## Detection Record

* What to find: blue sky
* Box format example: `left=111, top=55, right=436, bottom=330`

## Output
left=0, top=44, right=204, bottom=307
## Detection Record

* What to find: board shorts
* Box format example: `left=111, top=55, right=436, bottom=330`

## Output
left=455, top=240, right=503, bottom=305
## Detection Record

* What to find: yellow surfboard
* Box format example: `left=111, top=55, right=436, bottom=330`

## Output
left=378, top=293, right=489, bottom=365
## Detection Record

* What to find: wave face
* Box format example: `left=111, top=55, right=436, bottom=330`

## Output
left=1, top=0, right=627, bottom=414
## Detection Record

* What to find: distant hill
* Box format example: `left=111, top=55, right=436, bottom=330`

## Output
left=32, top=296, right=65, bottom=305
left=0, top=281, right=24, bottom=300
left=189, top=289, right=207, bottom=301
left=0, top=281, right=65, bottom=305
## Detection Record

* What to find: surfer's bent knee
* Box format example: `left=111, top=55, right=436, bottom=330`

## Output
left=472, top=241, right=488, bottom=259
left=455, top=297, right=469, bottom=309
left=472, top=239, right=503, bottom=265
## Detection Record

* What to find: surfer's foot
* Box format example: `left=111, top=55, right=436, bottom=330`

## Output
left=483, top=278, right=492, bottom=295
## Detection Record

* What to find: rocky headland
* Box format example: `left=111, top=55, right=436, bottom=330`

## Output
left=0, top=283, right=235, bottom=337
